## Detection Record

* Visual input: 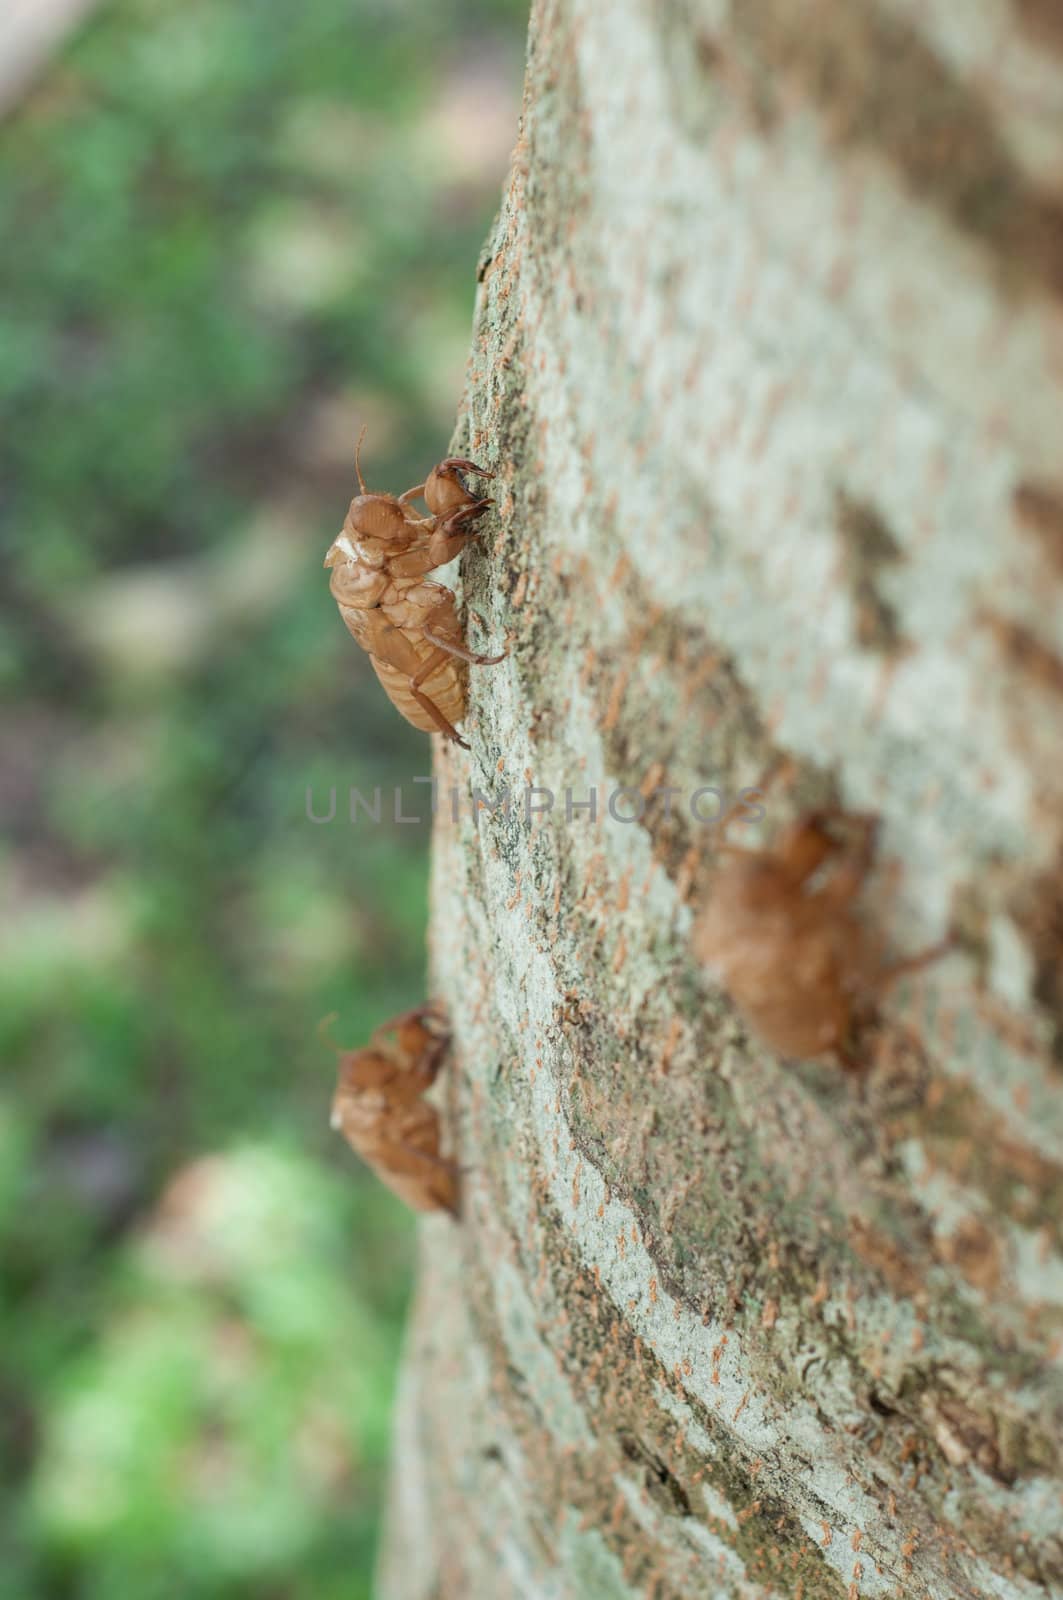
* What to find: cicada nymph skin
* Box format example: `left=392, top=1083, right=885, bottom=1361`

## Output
left=324, top=435, right=505, bottom=749
left=695, top=810, right=948, bottom=1068
left=330, top=1004, right=459, bottom=1216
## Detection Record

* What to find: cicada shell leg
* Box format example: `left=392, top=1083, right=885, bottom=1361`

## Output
left=409, top=648, right=471, bottom=748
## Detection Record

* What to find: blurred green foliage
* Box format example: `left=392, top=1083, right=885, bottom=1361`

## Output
left=0, top=0, right=525, bottom=1593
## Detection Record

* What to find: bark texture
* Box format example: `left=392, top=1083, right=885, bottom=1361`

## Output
left=377, top=2, right=1063, bottom=1596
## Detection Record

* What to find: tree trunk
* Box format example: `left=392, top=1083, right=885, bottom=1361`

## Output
left=377, top=2, right=1063, bottom=1595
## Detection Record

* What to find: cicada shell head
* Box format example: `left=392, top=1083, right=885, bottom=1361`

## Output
left=424, top=457, right=494, bottom=521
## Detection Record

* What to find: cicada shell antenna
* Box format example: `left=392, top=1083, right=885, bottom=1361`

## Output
left=354, top=424, right=369, bottom=495
left=714, top=756, right=794, bottom=854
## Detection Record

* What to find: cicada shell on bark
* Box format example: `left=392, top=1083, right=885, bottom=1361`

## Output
left=330, top=1004, right=459, bottom=1215
left=324, top=437, right=505, bottom=749
left=695, top=810, right=948, bottom=1067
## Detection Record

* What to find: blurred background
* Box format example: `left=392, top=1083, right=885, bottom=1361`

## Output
left=0, top=1, right=525, bottom=1594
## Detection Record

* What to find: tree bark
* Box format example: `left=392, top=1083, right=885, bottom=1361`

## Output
left=378, top=2, right=1063, bottom=1596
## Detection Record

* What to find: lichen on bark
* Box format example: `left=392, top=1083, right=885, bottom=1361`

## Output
left=376, top=2, right=1063, bottom=1596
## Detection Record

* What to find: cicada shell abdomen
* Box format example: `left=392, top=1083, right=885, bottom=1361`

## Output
left=370, top=652, right=467, bottom=736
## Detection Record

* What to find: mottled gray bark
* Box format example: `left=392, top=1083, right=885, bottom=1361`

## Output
left=377, top=2, right=1063, bottom=1596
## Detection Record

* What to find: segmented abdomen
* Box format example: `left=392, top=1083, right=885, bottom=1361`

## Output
left=371, top=654, right=467, bottom=735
